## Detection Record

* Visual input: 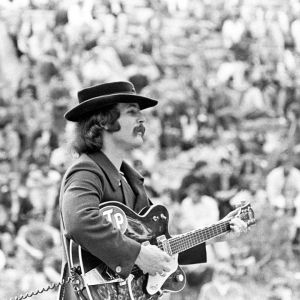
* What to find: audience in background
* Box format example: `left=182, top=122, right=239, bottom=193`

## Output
left=0, top=0, right=300, bottom=299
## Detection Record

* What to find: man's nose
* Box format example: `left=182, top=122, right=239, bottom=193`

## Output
left=137, top=113, right=145, bottom=124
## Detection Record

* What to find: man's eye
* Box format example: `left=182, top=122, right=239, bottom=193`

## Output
left=127, top=109, right=138, bottom=114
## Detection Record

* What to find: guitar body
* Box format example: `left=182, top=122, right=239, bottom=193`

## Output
left=68, top=202, right=186, bottom=299
left=68, top=201, right=256, bottom=300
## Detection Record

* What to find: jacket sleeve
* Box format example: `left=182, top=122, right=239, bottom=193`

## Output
left=178, top=243, right=207, bottom=265
left=61, top=169, right=141, bottom=279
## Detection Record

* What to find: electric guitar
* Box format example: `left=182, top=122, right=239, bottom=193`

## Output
left=67, top=201, right=256, bottom=299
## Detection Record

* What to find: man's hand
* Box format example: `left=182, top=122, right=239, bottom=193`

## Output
left=207, top=206, right=249, bottom=244
left=229, top=216, right=248, bottom=236
left=223, top=206, right=248, bottom=236
left=135, top=244, right=172, bottom=276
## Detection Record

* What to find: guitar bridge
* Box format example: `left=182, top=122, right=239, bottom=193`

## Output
left=157, top=235, right=172, bottom=256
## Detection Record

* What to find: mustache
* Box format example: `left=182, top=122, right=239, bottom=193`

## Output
left=133, top=124, right=146, bottom=136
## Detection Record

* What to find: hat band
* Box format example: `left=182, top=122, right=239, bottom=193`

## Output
left=80, top=90, right=136, bottom=103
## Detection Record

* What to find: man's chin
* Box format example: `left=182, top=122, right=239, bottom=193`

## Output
left=135, top=139, right=144, bottom=147
left=133, top=136, right=144, bottom=148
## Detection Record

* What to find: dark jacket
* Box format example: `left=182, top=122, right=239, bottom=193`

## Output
left=58, top=151, right=206, bottom=300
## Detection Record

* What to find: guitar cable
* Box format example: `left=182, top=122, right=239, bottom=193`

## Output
left=8, top=276, right=72, bottom=300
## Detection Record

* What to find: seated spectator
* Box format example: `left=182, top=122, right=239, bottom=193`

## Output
left=198, top=263, right=246, bottom=300
left=177, top=160, right=208, bottom=202
left=231, top=174, right=267, bottom=220
left=211, top=157, right=239, bottom=198
left=2, top=123, right=20, bottom=170
left=49, top=132, right=71, bottom=175
left=26, top=155, right=61, bottom=224
left=30, top=118, right=59, bottom=153
left=180, top=183, right=219, bottom=231
left=210, top=157, right=239, bottom=219
left=12, top=220, right=60, bottom=299
left=15, top=220, right=60, bottom=262
left=268, top=277, right=293, bottom=300
left=0, top=231, right=18, bottom=299
left=43, top=246, right=61, bottom=284
left=0, top=204, right=14, bottom=235
left=239, top=78, right=272, bottom=119
left=0, top=157, right=12, bottom=209
left=266, top=151, right=300, bottom=215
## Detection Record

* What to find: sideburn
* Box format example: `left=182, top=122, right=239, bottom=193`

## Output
left=104, top=106, right=121, bottom=132
left=106, top=121, right=121, bottom=132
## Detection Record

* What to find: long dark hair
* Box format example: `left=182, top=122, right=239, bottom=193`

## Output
left=72, top=104, right=121, bottom=154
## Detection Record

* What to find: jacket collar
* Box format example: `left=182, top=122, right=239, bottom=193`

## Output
left=121, top=161, right=144, bottom=185
left=88, top=151, right=144, bottom=191
left=88, top=151, right=121, bottom=191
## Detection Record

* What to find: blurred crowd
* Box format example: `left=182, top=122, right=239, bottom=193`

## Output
left=1, top=0, right=300, bottom=299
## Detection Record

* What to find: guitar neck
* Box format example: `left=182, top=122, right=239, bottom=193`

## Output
left=169, top=220, right=231, bottom=255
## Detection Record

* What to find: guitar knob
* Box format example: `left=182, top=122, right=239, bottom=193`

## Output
left=152, top=216, right=159, bottom=221
left=175, top=274, right=184, bottom=282
left=160, top=213, right=167, bottom=220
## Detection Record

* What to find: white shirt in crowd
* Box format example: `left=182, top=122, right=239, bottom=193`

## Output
left=266, top=166, right=300, bottom=226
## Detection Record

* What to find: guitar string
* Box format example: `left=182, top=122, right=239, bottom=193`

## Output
left=170, top=223, right=229, bottom=253
left=172, top=223, right=227, bottom=253
left=169, top=221, right=230, bottom=254
left=169, top=212, right=250, bottom=254
left=170, top=221, right=229, bottom=244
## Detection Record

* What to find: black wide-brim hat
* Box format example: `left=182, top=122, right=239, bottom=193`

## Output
left=64, top=81, right=158, bottom=122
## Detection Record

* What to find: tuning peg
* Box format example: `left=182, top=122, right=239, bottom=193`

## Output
left=247, top=219, right=256, bottom=227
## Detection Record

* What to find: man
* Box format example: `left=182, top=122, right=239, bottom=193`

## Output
left=198, top=263, right=245, bottom=300
left=266, top=151, right=300, bottom=214
left=58, top=81, right=247, bottom=300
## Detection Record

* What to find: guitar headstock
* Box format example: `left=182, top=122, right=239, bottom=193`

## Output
left=237, top=202, right=256, bottom=228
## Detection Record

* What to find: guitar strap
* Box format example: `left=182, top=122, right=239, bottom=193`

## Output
left=64, top=236, right=89, bottom=299
left=60, top=213, right=89, bottom=300
left=58, top=168, right=89, bottom=300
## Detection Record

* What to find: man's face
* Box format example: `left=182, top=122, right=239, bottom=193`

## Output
left=110, top=103, right=146, bottom=150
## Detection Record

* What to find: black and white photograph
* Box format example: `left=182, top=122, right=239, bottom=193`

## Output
left=0, top=0, right=299, bottom=299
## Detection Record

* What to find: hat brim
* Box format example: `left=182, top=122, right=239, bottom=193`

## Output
left=64, top=93, right=158, bottom=122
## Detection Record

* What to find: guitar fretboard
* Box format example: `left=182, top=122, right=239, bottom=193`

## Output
left=169, top=220, right=230, bottom=255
